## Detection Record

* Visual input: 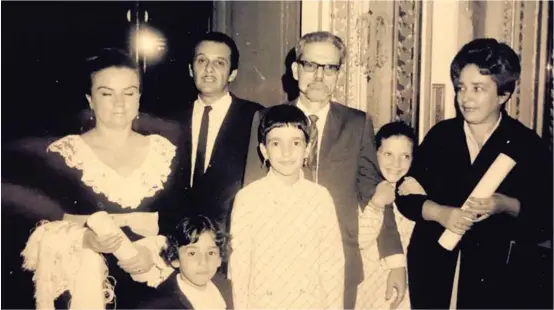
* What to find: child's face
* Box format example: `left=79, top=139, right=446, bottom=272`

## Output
left=377, top=135, right=413, bottom=183
left=176, top=231, right=222, bottom=288
left=259, top=125, right=309, bottom=182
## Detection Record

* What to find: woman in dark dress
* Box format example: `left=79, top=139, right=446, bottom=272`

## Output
left=2, top=48, right=180, bottom=309
left=396, top=38, right=552, bottom=309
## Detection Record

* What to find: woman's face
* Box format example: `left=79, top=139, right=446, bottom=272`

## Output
left=456, top=64, right=507, bottom=126
left=86, top=67, right=140, bottom=130
left=377, top=135, right=413, bottom=183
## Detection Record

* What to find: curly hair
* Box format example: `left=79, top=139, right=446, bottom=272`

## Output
left=160, top=215, right=229, bottom=265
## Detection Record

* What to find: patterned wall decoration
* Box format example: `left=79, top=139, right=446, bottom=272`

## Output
left=324, top=0, right=422, bottom=132
left=331, top=0, right=358, bottom=110
left=470, top=0, right=550, bottom=136
left=393, top=0, right=422, bottom=129
left=427, top=83, right=445, bottom=132
left=357, top=7, right=392, bottom=128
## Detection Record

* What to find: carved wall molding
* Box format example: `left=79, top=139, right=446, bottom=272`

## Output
left=301, top=0, right=422, bottom=132
left=392, top=0, right=422, bottom=129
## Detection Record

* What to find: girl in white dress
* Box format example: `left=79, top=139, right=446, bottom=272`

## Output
left=356, top=121, right=426, bottom=309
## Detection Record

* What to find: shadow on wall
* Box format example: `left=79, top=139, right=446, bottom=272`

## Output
left=282, top=47, right=300, bottom=102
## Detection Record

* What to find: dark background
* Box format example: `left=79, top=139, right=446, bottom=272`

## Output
left=2, top=1, right=214, bottom=145
left=1, top=2, right=213, bottom=308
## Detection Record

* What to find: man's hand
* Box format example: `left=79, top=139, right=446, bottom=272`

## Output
left=385, top=267, right=407, bottom=309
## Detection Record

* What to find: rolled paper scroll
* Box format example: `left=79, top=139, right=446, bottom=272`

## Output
left=438, top=153, right=516, bottom=251
left=87, top=211, right=170, bottom=285
left=86, top=211, right=139, bottom=260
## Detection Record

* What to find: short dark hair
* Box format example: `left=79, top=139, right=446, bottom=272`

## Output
left=450, top=38, right=521, bottom=106
left=161, top=215, right=228, bottom=264
left=375, top=121, right=417, bottom=154
left=192, top=32, right=239, bottom=72
left=258, top=105, right=310, bottom=145
left=85, top=48, right=141, bottom=95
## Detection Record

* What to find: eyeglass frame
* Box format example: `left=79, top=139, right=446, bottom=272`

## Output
left=296, top=60, right=341, bottom=76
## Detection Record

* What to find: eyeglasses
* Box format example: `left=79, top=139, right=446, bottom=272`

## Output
left=297, top=60, right=341, bottom=75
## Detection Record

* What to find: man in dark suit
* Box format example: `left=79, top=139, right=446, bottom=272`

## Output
left=243, top=31, right=407, bottom=309
left=158, top=32, right=263, bottom=238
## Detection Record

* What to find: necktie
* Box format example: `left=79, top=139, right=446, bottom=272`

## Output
left=307, top=114, right=319, bottom=177
left=193, top=105, right=212, bottom=187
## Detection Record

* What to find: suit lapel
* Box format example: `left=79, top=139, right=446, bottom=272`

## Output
left=179, top=104, right=194, bottom=184
left=205, top=98, right=240, bottom=174
left=319, top=102, right=342, bottom=165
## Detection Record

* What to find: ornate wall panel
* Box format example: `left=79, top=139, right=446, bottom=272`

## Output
left=312, top=0, right=422, bottom=131
left=466, top=0, right=550, bottom=136
left=392, top=1, right=422, bottom=128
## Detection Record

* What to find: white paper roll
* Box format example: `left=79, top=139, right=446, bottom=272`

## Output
left=86, top=211, right=139, bottom=260
left=438, top=153, right=516, bottom=251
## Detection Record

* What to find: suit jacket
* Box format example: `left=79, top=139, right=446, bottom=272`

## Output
left=395, top=112, right=553, bottom=309
left=137, top=271, right=234, bottom=309
left=243, top=100, right=403, bottom=285
left=158, top=94, right=263, bottom=235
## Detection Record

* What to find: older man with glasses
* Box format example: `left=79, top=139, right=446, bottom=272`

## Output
left=242, top=31, right=407, bottom=309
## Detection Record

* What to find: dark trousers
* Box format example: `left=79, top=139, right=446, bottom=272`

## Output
left=344, top=282, right=358, bottom=309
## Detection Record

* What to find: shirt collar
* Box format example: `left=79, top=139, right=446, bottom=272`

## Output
left=463, top=113, right=503, bottom=146
left=265, top=168, right=305, bottom=189
left=196, top=92, right=233, bottom=111
left=296, top=99, right=331, bottom=121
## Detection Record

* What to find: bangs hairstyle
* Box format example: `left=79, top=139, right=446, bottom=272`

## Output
left=258, top=105, right=310, bottom=145
left=375, top=121, right=417, bottom=154
left=295, top=31, right=347, bottom=65
left=161, top=215, right=228, bottom=264
left=450, top=38, right=521, bottom=101
left=85, top=48, right=141, bottom=95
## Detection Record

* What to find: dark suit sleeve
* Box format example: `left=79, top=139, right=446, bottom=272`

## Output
left=357, top=116, right=404, bottom=259
left=242, top=110, right=268, bottom=186
left=395, top=125, right=439, bottom=222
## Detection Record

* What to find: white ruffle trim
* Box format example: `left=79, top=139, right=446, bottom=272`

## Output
left=47, top=134, right=176, bottom=209
left=21, top=220, right=113, bottom=310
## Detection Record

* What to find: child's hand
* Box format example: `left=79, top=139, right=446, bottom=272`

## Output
left=398, top=177, right=426, bottom=196
left=118, top=245, right=154, bottom=275
left=371, top=181, right=396, bottom=208
left=83, top=229, right=123, bottom=254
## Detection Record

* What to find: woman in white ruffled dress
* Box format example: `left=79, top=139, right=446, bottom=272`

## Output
left=2, top=48, right=180, bottom=309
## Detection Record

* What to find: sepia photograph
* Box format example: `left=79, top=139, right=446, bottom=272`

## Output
left=2, top=1, right=552, bottom=309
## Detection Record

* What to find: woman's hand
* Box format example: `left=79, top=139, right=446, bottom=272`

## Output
left=465, top=193, right=520, bottom=218
left=83, top=229, right=123, bottom=254
left=371, top=181, right=396, bottom=208
left=398, top=177, right=426, bottom=196
left=435, top=206, right=477, bottom=235
left=118, top=245, right=154, bottom=275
